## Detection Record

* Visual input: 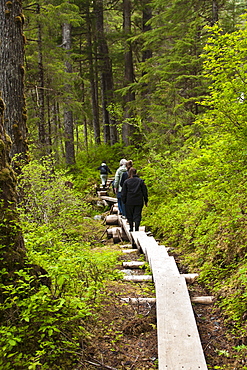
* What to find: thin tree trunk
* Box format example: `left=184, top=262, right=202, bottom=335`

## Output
left=122, top=0, right=135, bottom=145
left=142, top=1, right=152, bottom=63
left=211, top=0, right=219, bottom=26
left=0, top=0, right=28, bottom=161
left=94, top=0, right=118, bottom=145
left=141, top=0, right=152, bottom=126
left=63, top=22, right=75, bottom=165
left=86, top=6, right=101, bottom=144
left=57, top=102, right=65, bottom=160
left=47, top=95, right=52, bottom=153
left=37, top=4, right=47, bottom=152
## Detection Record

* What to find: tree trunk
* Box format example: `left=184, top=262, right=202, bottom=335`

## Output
left=37, top=9, right=47, bottom=153
left=211, top=0, right=219, bottom=26
left=0, top=0, right=28, bottom=161
left=86, top=6, right=101, bottom=144
left=142, top=1, right=152, bottom=63
left=0, top=96, right=26, bottom=281
left=63, top=22, right=75, bottom=165
left=141, top=0, right=152, bottom=127
left=94, top=0, right=118, bottom=145
left=122, top=0, right=135, bottom=145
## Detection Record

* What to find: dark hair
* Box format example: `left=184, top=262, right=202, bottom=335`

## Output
left=126, top=160, right=133, bottom=169
left=128, top=167, right=137, bottom=178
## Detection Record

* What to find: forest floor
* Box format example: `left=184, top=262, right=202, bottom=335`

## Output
left=79, top=201, right=245, bottom=370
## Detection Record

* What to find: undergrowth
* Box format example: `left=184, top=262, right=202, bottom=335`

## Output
left=140, top=133, right=247, bottom=363
left=0, top=158, right=121, bottom=369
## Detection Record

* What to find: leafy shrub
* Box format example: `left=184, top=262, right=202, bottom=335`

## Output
left=0, top=158, right=121, bottom=369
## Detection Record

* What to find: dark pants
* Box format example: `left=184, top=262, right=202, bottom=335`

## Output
left=117, top=192, right=125, bottom=216
left=125, top=204, right=143, bottom=231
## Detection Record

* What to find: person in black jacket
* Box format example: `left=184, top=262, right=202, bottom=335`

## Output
left=121, top=167, right=148, bottom=232
left=97, top=162, right=112, bottom=187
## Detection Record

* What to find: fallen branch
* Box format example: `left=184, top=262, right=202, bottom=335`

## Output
left=85, top=359, right=118, bottom=370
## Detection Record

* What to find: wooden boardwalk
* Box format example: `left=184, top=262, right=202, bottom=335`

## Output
left=99, top=189, right=208, bottom=369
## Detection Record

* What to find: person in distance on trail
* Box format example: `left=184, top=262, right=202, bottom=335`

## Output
left=114, top=158, right=127, bottom=216
left=97, top=161, right=112, bottom=188
left=121, top=167, right=148, bottom=232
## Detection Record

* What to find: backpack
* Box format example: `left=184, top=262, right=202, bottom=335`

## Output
left=101, top=166, right=107, bottom=174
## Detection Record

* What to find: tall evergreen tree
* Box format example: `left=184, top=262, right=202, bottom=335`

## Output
left=63, top=22, right=76, bottom=165
left=0, top=0, right=26, bottom=300
left=122, top=0, right=135, bottom=145
left=0, top=0, right=28, bottom=160
left=94, top=0, right=118, bottom=145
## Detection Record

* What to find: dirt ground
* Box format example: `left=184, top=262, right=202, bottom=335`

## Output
left=79, top=239, right=247, bottom=370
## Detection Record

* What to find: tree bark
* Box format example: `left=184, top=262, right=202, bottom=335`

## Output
left=0, top=0, right=28, bottom=161
left=211, top=0, right=219, bottom=26
left=0, top=99, right=25, bottom=298
left=122, top=0, right=135, bottom=145
left=86, top=6, right=101, bottom=144
left=36, top=7, right=47, bottom=152
left=94, top=0, right=118, bottom=145
left=63, top=22, right=75, bottom=165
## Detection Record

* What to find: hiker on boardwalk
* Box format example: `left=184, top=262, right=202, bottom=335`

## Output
left=114, top=158, right=127, bottom=216
left=120, top=160, right=133, bottom=188
left=97, top=162, right=112, bottom=187
left=121, top=167, right=148, bottom=232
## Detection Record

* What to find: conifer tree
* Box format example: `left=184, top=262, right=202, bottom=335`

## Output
left=63, top=22, right=76, bottom=165
left=122, top=0, right=135, bottom=145
left=0, top=0, right=28, bottom=160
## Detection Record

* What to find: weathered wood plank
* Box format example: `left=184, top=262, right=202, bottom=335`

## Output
left=156, top=276, right=208, bottom=369
left=122, top=261, right=146, bottom=268
left=100, top=196, right=118, bottom=203
left=123, top=275, right=153, bottom=282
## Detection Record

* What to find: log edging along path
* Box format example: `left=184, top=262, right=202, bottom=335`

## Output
left=99, top=192, right=209, bottom=370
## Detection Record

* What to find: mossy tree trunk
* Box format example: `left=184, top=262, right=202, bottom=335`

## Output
left=0, top=0, right=28, bottom=161
left=0, top=96, right=26, bottom=293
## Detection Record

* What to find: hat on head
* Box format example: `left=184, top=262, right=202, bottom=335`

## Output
left=120, top=158, right=127, bottom=166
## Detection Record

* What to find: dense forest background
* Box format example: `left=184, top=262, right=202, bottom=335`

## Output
left=1, top=0, right=247, bottom=368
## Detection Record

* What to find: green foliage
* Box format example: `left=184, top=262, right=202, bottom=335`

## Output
left=200, top=22, right=247, bottom=137
left=17, top=156, right=92, bottom=227
left=0, top=158, right=121, bottom=369
left=72, top=143, right=145, bottom=191
left=141, top=129, right=247, bottom=338
left=135, top=18, right=247, bottom=362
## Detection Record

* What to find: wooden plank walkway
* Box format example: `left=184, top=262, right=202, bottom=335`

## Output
left=99, top=189, right=208, bottom=369
left=118, top=218, right=208, bottom=370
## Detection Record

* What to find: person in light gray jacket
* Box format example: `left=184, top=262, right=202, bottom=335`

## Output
left=114, top=159, right=127, bottom=216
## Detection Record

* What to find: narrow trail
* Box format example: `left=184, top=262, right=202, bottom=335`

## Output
left=83, top=182, right=243, bottom=370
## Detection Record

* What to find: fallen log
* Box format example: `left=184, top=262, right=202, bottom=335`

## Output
left=181, top=273, right=199, bottom=283
left=121, top=296, right=215, bottom=305
left=113, top=227, right=122, bottom=243
left=122, top=261, right=146, bottom=269
left=97, top=191, right=108, bottom=196
left=111, top=206, right=118, bottom=214
left=191, top=296, right=215, bottom=304
left=105, top=215, right=119, bottom=225
left=120, top=297, right=156, bottom=304
left=123, top=275, right=153, bottom=282
left=119, top=244, right=132, bottom=248
left=122, top=249, right=138, bottom=254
